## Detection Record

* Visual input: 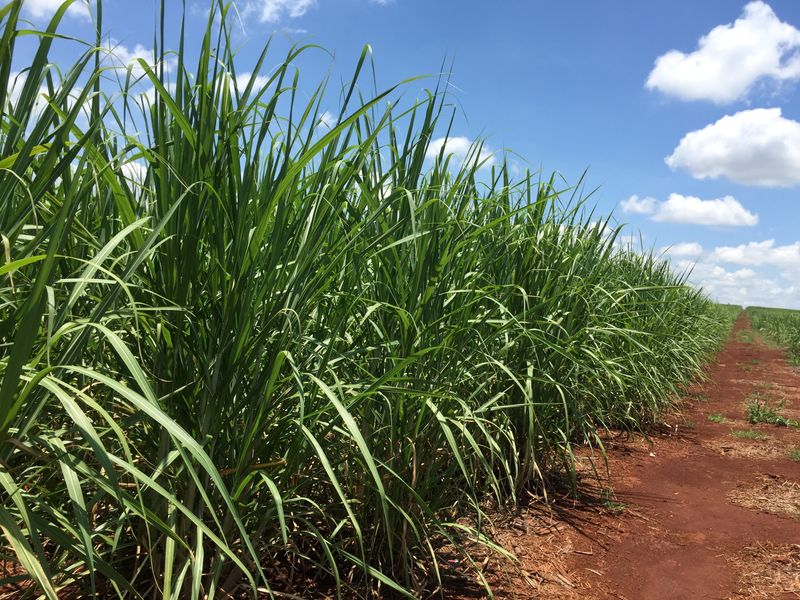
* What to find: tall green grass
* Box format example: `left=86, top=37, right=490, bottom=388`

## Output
left=1, top=1, right=732, bottom=597
left=748, top=306, right=800, bottom=362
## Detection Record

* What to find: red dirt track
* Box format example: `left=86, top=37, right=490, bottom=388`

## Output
left=487, top=313, right=800, bottom=599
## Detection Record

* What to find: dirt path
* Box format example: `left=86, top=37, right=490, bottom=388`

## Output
left=487, top=313, right=800, bottom=600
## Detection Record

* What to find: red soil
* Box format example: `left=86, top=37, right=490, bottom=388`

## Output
left=481, top=313, right=800, bottom=599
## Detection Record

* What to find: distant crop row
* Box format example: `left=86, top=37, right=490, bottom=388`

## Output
left=0, top=2, right=734, bottom=598
left=748, top=306, right=800, bottom=363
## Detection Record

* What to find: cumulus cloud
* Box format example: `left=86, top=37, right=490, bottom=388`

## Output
left=620, top=193, right=758, bottom=227
left=8, top=72, right=30, bottom=110
left=660, top=238, right=800, bottom=308
left=681, top=258, right=799, bottom=308
left=227, top=0, right=389, bottom=31
left=652, top=194, right=758, bottom=226
left=138, top=82, right=177, bottom=105
left=646, top=1, right=800, bottom=103
left=666, top=108, right=800, bottom=187
left=614, top=231, right=646, bottom=251
left=229, top=72, right=270, bottom=92
left=22, top=0, right=92, bottom=21
left=711, top=239, right=800, bottom=270
left=6, top=71, right=86, bottom=121
left=318, top=110, right=337, bottom=129
left=102, top=40, right=177, bottom=77
left=425, top=136, right=496, bottom=168
left=121, top=160, right=147, bottom=186
left=620, top=195, right=658, bottom=215
left=660, top=242, right=704, bottom=258
left=7, top=72, right=48, bottom=119
left=239, top=0, right=316, bottom=23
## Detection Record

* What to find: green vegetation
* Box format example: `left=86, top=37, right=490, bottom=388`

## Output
left=731, top=429, right=769, bottom=440
left=746, top=393, right=799, bottom=428
left=0, top=2, right=734, bottom=598
left=789, top=449, right=800, bottom=462
left=746, top=393, right=787, bottom=426
left=717, top=304, right=743, bottom=318
left=603, top=499, right=628, bottom=513
left=737, top=329, right=755, bottom=343
left=707, top=413, right=727, bottom=423
left=748, top=306, right=800, bottom=363
left=715, top=304, right=743, bottom=344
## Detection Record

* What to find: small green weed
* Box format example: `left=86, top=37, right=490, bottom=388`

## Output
left=707, top=413, right=726, bottom=423
left=599, top=489, right=627, bottom=512
left=745, top=393, right=799, bottom=427
left=789, top=449, right=800, bottom=462
left=746, top=393, right=786, bottom=425
left=737, top=330, right=755, bottom=343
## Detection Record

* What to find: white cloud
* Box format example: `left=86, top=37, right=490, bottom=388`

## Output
left=620, top=193, right=758, bottom=227
left=660, top=242, right=704, bottom=258
left=620, top=195, right=658, bottom=215
left=646, top=1, right=800, bottom=103
left=679, top=258, right=799, bottom=308
left=661, top=238, right=800, bottom=308
left=8, top=72, right=30, bottom=110
left=102, top=40, right=176, bottom=77
left=230, top=72, right=270, bottom=92
left=138, top=82, right=177, bottom=105
left=318, top=110, right=337, bottom=129
left=6, top=71, right=86, bottom=121
left=7, top=72, right=48, bottom=119
left=614, top=231, right=645, bottom=251
left=121, top=160, right=147, bottom=186
left=666, top=108, right=800, bottom=187
left=425, top=136, right=496, bottom=168
left=233, top=0, right=388, bottom=29
left=652, top=194, right=758, bottom=227
left=23, top=0, right=91, bottom=21
left=711, top=239, right=800, bottom=270
left=241, top=0, right=316, bottom=23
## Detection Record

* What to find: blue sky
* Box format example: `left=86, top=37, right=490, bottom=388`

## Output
left=10, top=0, right=800, bottom=308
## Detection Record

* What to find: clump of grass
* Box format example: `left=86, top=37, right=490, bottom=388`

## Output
left=789, top=449, right=800, bottom=462
left=708, top=413, right=727, bottom=423
left=731, top=429, right=769, bottom=441
left=599, top=489, right=627, bottom=512
left=0, top=1, right=738, bottom=598
left=747, top=393, right=785, bottom=424
left=746, top=393, right=798, bottom=427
